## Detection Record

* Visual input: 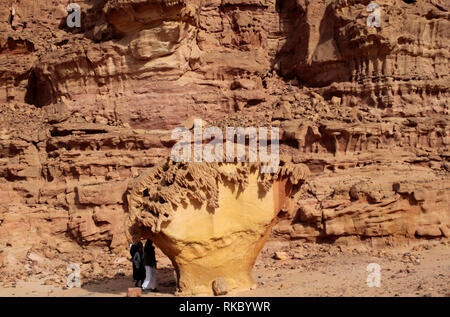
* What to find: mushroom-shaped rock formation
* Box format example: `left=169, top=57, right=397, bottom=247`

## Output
left=126, top=157, right=309, bottom=295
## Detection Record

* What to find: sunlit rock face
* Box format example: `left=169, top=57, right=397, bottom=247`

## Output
left=288, top=0, right=450, bottom=112
left=127, top=158, right=309, bottom=295
left=0, top=0, right=449, bottom=288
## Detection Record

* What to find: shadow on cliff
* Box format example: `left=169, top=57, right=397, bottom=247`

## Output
left=272, top=0, right=306, bottom=80
left=81, top=267, right=177, bottom=296
left=273, top=0, right=349, bottom=87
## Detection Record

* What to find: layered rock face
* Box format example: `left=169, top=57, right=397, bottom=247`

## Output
left=0, top=0, right=448, bottom=289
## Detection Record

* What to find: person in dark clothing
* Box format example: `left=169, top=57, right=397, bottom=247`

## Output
left=131, top=241, right=145, bottom=287
left=141, top=239, right=158, bottom=292
left=130, top=244, right=138, bottom=257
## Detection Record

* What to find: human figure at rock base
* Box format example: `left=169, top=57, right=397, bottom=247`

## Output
left=142, top=239, right=158, bottom=293
left=131, top=241, right=145, bottom=287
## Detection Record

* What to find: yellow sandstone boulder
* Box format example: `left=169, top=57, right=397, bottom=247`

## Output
left=126, top=158, right=308, bottom=295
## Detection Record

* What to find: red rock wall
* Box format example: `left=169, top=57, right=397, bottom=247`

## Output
left=0, top=0, right=448, bottom=285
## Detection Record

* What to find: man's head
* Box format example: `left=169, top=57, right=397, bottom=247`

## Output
left=145, top=239, right=153, bottom=249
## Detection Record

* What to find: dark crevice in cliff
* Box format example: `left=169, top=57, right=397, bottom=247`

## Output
left=24, top=70, right=38, bottom=105
left=9, top=9, right=13, bottom=26
left=0, top=38, right=35, bottom=55
left=272, top=0, right=305, bottom=79
left=24, top=69, right=54, bottom=107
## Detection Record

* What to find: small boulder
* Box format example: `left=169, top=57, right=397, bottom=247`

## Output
left=127, top=288, right=142, bottom=297
left=183, top=116, right=206, bottom=130
left=331, top=96, right=341, bottom=107
left=273, top=101, right=292, bottom=120
left=212, top=277, right=227, bottom=296
left=274, top=251, right=289, bottom=260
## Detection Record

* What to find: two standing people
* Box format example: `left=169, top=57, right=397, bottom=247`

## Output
left=130, top=240, right=158, bottom=292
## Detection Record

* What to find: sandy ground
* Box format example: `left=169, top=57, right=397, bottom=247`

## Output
left=1, top=239, right=449, bottom=297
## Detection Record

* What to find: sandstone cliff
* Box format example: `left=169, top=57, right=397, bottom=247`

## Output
left=0, top=0, right=448, bottom=289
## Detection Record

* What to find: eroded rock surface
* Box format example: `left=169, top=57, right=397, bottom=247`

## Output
left=0, top=0, right=448, bottom=288
left=127, top=157, right=308, bottom=295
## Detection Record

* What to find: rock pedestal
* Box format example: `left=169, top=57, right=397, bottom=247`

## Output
left=127, top=159, right=308, bottom=295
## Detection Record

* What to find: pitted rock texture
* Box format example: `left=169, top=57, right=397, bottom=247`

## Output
left=0, top=0, right=449, bottom=288
left=126, top=157, right=307, bottom=295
